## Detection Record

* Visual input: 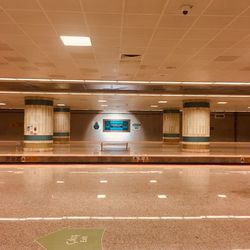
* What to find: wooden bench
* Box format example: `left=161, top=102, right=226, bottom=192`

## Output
left=101, top=141, right=129, bottom=151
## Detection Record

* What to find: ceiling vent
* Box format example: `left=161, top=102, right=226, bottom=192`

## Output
left=120, top=54, right=142, bottom=62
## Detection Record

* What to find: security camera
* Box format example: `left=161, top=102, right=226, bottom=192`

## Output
left=181, top=4, right=193, bottom=15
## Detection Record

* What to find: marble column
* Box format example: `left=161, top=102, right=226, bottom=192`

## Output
left=182, top=100, right=210, bottom=152
left=163, top=109, right=181, bottom=143
left=53, top=106, right=70, bottom=143
left=24, top=97, right=53, bottom=152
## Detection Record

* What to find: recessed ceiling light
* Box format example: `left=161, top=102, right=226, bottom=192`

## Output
left=97, top=194, right=106, bottom=199
left=248, top=107, right=250, bottom=109
left=150, top=180, right=158, bottom=183
left=60, top=36, right=92, bottom=46
left=100, top=180, right=108, bottom=183
left=217, top=101, right=228, bottom=104
left=158, top=101, right=167, bottom=104
left=217, top=194, right=227, bottom=198
left=57, top=103, right=65, bottom=106
left=158, top=194, right=167, bottom=199
left=101, top=104, right=108, bottom=107
left=98, top=100, right=107, bottom=103
left=56, top=180, right=64, bottom=184
left=0, top=103, right=6, bottom=106
left=150, top=105, right=158, bottom=108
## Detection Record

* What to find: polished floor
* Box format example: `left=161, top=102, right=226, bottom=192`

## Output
left=1, top=141, right=250, bottom=156
left=1, top=141, right=250, bottom=164
left=0, top=164, right=250, bottom=249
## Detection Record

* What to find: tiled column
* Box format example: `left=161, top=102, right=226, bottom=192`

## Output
left=53, top=106, right=70, bottom=143
left=24, top=97, right=53, bottom=152
left=182, top=100, right=210, bottom=152
left=163, top=109, right=181, bottom=143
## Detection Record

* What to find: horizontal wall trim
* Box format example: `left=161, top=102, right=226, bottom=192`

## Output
left=183, top=102, right=210, bottom=108
left=25, top=99, right=53, bottom=106
left=163, top=110, right=180, bottom=113
left=183, top=136, right=210, bottom=142
left=163, top=133, right=180, bottom=137
left=24, top=135, right=53, bottom=141
left=54, top=107, right=70, bottom=112
left=53, top=132, right=70, bottom=136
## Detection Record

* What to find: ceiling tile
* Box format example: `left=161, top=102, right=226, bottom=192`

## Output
left=227, top=16, right=250, bottom=29
left=46, top=11, right=85, bottom=26
left=204, top=0, right=250, bottom=16
left=54, top=24, right=88, bottom=36
left=122, top=28, right=153, bottom=40
left=0, top=43, right=14, bottom=51
left=86, top=13, right=121, bottom=26
left=123, top=14, right=159, bottom=28
left=89, top=27, right=121, bottom=38
left=81, top=0, right=123, bottom=13
left=214, top=55, right=240, bottom=62
left=125, top=0, right=167, bottom=14
left=4, top=56, right=28, bottom=62
left=0, top=11, right=14, bottom=23
left=7, top=10, right=48, bottom=25
left=159, top=15, right=197, bottom=28
left=0, top=23, right=23, bottom=35
left=184, top=29, right=220, bottom=40
left=153, top=28, right=186, bottom=40
left=0, top=0, right=41, bottom=10
left=20, top=24, right=56, bottom=36
left=193, top=16, right=234, bottom=29
left=38, top=0, right=81, bottom=11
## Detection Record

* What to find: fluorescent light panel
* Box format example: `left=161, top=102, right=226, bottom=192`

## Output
left=60, top=36, right=92, bottom=46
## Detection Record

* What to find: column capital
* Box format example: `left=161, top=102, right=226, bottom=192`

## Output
left=183, top=100, right=210, bottom=108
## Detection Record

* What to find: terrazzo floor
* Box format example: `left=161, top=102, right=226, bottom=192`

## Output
left=0, top=164, right=249, bottom=249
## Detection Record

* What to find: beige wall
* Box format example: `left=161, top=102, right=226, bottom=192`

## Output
left=1, top=110, right=250, bottom=142
left=0, top=110, right=162, bottom=141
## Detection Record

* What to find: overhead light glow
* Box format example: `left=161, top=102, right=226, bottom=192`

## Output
left=218, top=194, right=227, bottom=198
left=150, top=180, right=158, bottom=183
left=0, top=103, right=6, bottom=106
left=57, top=103, right=65, bottom=106
left=97, top=194, right=106, bottom=199
left=98, top=100, right=107, bottom=103
left=99, top=180, right=108, bottom=183
left=101, top=104, right=108, bottom=107
left=158, top=101, right=167, bottom=104
left=158, top=194, right=167, bottom=199
left=150, top=105, right=158, bottom=108
left=217, top=102, right=228, bottom=105
left=60, top=36, right=92, bottom=46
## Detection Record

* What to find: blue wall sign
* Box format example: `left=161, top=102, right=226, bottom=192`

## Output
left=103, top=119, right=130, bottom=132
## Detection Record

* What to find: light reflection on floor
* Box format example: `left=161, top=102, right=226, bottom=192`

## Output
left=0, top=164, right=249, bottom=249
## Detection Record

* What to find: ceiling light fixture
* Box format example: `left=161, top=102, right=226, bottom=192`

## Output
left=101, top=104, right=108, bottom=107
left=60, top=36, right=92, bottom=46
left=150, top=105, right=158, bottom=108
left=158, top=101, right=167, bottom=104
left=0, top=103, right=6, bottom=106
left=98, top=100, right=107, bottom=103
left=217, top=102, right=228, bottom=105
left=57, top=103, right=65, bottom=106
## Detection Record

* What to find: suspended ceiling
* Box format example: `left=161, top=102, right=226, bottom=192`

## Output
left=1, top=0, right=250, bottom=111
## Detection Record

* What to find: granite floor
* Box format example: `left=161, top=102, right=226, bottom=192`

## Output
left=0, top=164, right=250, bottom=249
left=1, top=141, right=250, bottom=157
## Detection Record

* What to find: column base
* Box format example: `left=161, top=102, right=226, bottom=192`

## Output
left=23, top=141, right=53, bottom=152
left=53, top=137, right=70, bottom=144
left=182, top=142, right=210, bottom=153
left=163, top=138, right=180, bottom=144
